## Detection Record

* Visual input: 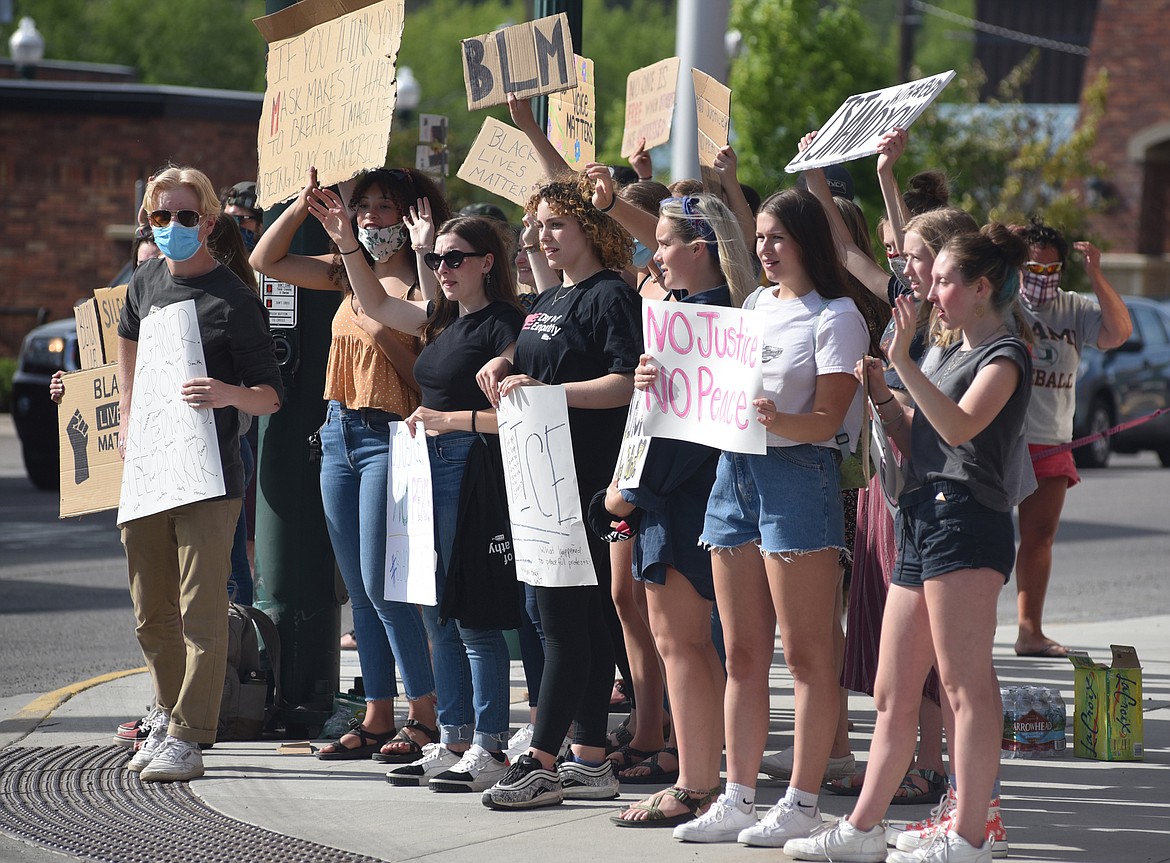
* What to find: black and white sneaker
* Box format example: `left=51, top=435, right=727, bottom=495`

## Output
left=385, top=743, right=459, bottom=787
left=558, top=757, right=620, bottom=800
left=481, top=754, right=564, bottom=810
left=429, top=744, right=509, bottom=793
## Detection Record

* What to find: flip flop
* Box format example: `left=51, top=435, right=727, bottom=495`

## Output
left=610, top=784, right=717, bottom=828
left=313, top=721, right=397, bottom=761
left=619, top=747, right=680, bottom=785
left=1014, top=643, right=1069, bottom=658
left=370, top=718, right=440, bottom=764
left=890, top=768, right=947, bottom=806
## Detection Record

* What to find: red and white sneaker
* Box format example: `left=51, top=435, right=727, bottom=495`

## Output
left=114, top=706, right=163, bottom=750
left=889, top=791, right=1008, bottom=859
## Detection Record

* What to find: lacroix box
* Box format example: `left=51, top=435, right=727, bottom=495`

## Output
left=58, top=363, right=123, bottom=517
left=1068, top=645, right=1143, bottom=761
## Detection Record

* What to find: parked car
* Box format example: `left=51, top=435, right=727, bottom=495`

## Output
left=1072, top=296, right=1170, bottom=468
left=11, top=318, right=80, bottom=489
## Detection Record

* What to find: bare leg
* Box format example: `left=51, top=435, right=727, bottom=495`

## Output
left=1015, top=477, right=1069, bottom=655
left=609, top=542, right=667, bottom=754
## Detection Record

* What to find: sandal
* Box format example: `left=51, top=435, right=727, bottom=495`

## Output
left=370, top=718, right=440, bottom=764
left=825, top=772, right=865, bottom=796
left=313, top=719, right=397, bottom=761
left=610, top=784, right=718, bottom=828
left=890, top=768, right=947, bottom=806
left=619, top=747, right=680, bottom=785
left=607, top=743, right=658, bottom=771
left=605, top=717, right=634, bottom=753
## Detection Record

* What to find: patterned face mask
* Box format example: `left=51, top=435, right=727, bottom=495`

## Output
left=887, top=253, right=911, bottom=292
left=1020, top=271, right=1061, bottom=306
left=357, top=222, right=408, bottom=262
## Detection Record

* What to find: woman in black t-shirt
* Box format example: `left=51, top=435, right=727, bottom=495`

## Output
left=478, top=174, right=642, bottom=810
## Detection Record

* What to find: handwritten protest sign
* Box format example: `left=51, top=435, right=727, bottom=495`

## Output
left=614, top=396, right=650, bottom=490
left=462, top=14, right=577, bottom=111
left=639, top=299, right=765, bottom=455
left=547, top=55, right=595, bottom=169
left=457, top=116, right=546, bottom=206
left=621, top=57, right=680, bottom=158
left=785, top=70, right=955, bottom=173
left=497, top=386, right=596, bottom=587
left=384, top=423, right=437, bottom=605
left=117, top=301, right=225, bottom=524
left=693, top=69, right=731, bottom=194
left=253, top=0, right=407, bottom=208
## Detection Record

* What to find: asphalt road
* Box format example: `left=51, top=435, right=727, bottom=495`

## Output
left=1, top=414, right=1168, bottom=704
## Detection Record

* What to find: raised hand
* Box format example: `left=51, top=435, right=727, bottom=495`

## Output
left=404, top=196, right=435, bottom=252
left=306, top=185, right=356, bottom=250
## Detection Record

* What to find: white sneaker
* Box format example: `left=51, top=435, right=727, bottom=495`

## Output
left=759, top=747, right=856, bottom=781
left=505, top=724, right=534, bottom=763
left=385, top=742, right=460, bottom=787
left=126, top=711, right=170, bottom=772
left=783, top=817, right=887, bottom=862
left=557, top=758, right=620, bottom=800
left=139, top=736, right=204, bottom=782
left=429, top=744, right=510, bottom=793
left=672, top=793, right=757, bottom=843
left=887, top=830, right=992, bottom=863
left=737, top=798, right=823, bottom=847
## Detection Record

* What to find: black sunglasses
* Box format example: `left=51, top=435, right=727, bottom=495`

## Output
left=148, top=209, right=203, bottom=229
left=228, top=213, right=260, bottom=226
left=423, top=250, right=487, bottom=271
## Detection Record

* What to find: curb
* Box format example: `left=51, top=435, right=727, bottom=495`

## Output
left=0, top=667, right=147, bottom=748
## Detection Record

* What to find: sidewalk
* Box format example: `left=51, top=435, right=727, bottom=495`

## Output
left=2, top=615, right=1168, bottom=863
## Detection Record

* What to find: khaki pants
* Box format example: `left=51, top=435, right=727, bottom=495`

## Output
left=121, top=498, right=241, bottom=745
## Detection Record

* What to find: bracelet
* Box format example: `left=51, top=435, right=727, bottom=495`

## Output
left=881, top=411, right=904, bottom=428
left=413, top=244, right=433, bottom=252
left=873, top=394, right=895, bottom=407
left=597, top=195, right=617, bottom=213
left=471, top=410, right=477, bottom=433
left=340, top=247, right=361, bottom=255
left=521, top=244, right=537, bottom=252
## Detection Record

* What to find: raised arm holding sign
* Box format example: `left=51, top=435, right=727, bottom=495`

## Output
left=692, top=69, right=732, bottom=195
left=461, top=14, right=578, bottom=111
left=620, top=57, right=681, bottom=158
left=456, top=116, right=547, bottom=207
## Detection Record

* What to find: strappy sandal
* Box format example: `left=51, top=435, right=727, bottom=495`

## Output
left=313, top=719, right=397, bottom=761
left=607, top=743, right=658, bottom=771
left=619, top=747, right=680, bottom=785
left=605, top=717, right=634, bottom=753
left=890, top=768, right=947, bottom=806
left=370, top=718, right=440, bottom=764
left=609, top=784, right=719, bottom=828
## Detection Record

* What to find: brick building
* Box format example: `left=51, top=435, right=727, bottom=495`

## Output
left=0, top=59, right=261, bottom=355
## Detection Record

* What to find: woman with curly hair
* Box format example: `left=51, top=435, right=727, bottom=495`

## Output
left=478, top=173, right=643, bottom=810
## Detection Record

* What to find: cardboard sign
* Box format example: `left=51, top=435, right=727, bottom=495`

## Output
left=74, top=285, right=128, bottom=370
left=384, top=423, right=437, bottom=606
left=461, top=13, right=577, bottom=111
left=253, top=0, right=407, bottom=209
left=547, top=55, right=595, bottom=169
left=620, top=57, right=680, bottom=158
left=58, top=363, right=123, bottom=518
left=497, top=386, right=596, bottom=588
left=785, top=70, right=956, bottom=173
left=614, top=395, right=650, bottom=490
left=1069, top=645, right=1144, bottom=761
left=693, top=69, right=731, bottom=194
left=457, top=116, right=545, bottom=207
left=639, top=300, right=765, bottom=455
left=117, top=301, right=225, bottom=524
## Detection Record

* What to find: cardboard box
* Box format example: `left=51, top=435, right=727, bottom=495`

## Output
left=74, top=285, right=127, bottom=370
left=58, top=363, right=123, bottom=518
left=1068, top=645, right=1143, bottom=761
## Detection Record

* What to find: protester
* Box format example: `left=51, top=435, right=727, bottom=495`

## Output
left=250, top=166, right=450, bottom=762
left=786, top=225, right=1033, bottom=863
left=1010, top=221, right=1131, bottom=658
left=117, top=166, right=282, bottom=781
left=222, top=181, right=264, bottom=250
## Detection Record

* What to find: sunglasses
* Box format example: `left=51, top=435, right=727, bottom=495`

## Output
left=423, top=250, right=487, bottom=271
left=1023, top=261, right=1062, bottom=276
left=148, top=209, right=203, bottom=229
left=228, top=213, right=260, bottom=226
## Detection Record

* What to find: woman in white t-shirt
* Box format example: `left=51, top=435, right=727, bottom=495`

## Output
left=673, top=188, right=870, bottom=847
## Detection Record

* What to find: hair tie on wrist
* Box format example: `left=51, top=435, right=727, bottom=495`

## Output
left=873, top=394, right=895, bottom=407
left=471, top=410, right=477, bottom=433
left=340, top=247, right=361, bottom=255
left=597, top=195, right=617, bottom=214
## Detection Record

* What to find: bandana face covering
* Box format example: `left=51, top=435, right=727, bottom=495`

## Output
left=888, top=253, right=911, bottom=292
left=357, top=222, right=408, bottom=262
left=1020, top=271, right=1061, bottom=306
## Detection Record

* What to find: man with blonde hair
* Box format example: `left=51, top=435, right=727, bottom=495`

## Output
left=117, top=165, right=283, bottom=781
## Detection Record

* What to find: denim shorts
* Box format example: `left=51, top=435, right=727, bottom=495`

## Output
left=894, top=481, right=1015, bottom=586
left=700, top=444, right=844, bottom=557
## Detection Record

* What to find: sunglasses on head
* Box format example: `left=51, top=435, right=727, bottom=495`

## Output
left=1024, top=261, right=1062, bottom=276
left=148, top=209, right=203, bottom=229
left=423, top=250, right=487, bottom=271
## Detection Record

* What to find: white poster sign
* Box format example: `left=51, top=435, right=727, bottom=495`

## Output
left=614, top=395, right=650, bottom=490
left=117, top=300, right=225, bottom=524
left=497, top=386, right=596, bottom=587
left=784, top=70, right=955, bottom=173
left=385, top=422, right=437, bottom=606
left=638, top=299, right=765, bottom=455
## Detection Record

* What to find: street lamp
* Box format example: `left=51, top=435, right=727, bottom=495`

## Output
left=8, top=16, right=44, bottom=79
left=397, top=66, right=421, bottom=113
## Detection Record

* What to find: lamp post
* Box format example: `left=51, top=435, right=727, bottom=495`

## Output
left=397, top=66, right=421, bottom=114
left=8, top=16, right=44, bottom=79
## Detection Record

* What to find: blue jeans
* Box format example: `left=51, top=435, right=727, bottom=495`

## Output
left=227, top=433, right=254, bottom=605
left=319, top=402, right=434, bottom=703
left=420, top=431, right=510, bottom=752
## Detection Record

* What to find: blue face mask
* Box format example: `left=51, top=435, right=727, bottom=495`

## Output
left=631, top=240, right=654, bottom=269
left=153, top=222, right=203, bottom=262
left=239, top=228, right=257, bottom=251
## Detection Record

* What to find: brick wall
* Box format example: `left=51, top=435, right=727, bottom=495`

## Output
left=1082, top=0, right=1170, bottom=256
left=0, top=86, right=260, bottom=355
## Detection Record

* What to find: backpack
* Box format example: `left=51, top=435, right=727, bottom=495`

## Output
left=218, top=602, right=282, bottom=741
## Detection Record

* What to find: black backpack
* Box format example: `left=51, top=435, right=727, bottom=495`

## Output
left=218, top=602, right=282, bottom=741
